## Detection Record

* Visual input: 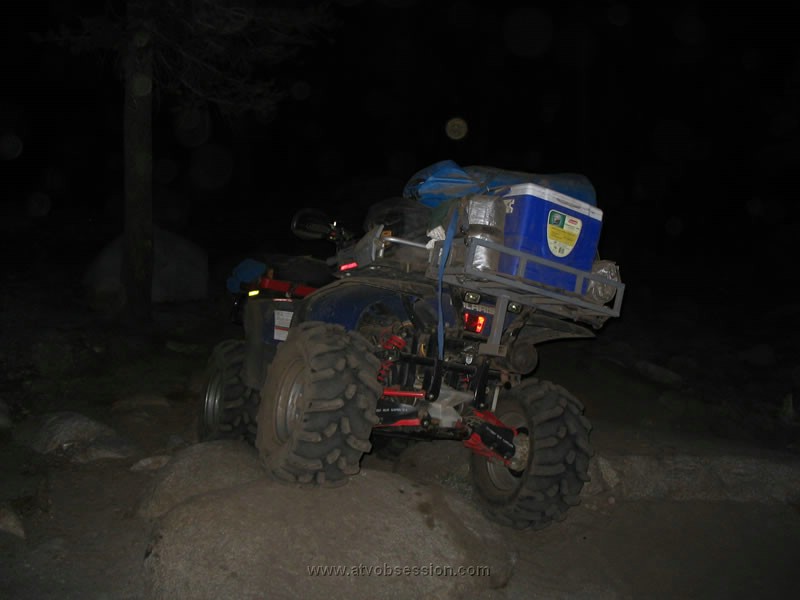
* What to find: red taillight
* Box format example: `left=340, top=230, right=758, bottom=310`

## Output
left=339, top=262, right=359, bottom=272
left=463, top=312, right=486, bottom=333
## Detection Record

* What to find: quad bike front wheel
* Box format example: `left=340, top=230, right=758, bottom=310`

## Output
left=198, top=340, right=260, bottom=445
left=256, top=322, right=382, bottom=486
left=470, top=379, right=592, bottom=530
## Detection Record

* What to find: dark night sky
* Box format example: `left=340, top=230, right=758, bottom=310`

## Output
left=1, top=0, right=798, bottom=301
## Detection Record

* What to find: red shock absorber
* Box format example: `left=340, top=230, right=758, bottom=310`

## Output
left=377, top=333, right=406, bottom=384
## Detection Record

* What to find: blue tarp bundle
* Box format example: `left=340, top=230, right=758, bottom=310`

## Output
left=226, top=258, right=266, bottom=293
left=402, top=159, right=597, bottom=207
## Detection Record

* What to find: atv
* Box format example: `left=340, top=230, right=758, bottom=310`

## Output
left=199, top=165, right=624, bottom=530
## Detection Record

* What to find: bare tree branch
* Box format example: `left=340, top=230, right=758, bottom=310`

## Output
left=36, top=0, right=337, bottom=118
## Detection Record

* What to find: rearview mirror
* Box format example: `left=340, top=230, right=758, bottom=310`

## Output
left=291, top=209, right=334, bottom=241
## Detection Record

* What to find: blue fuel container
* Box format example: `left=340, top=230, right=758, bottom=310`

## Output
left=499, top=183, right=603, bottom=293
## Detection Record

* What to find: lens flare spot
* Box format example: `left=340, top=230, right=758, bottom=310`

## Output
left=0, top=133, right=23, bottom=160
left=665, top=216, right=684, bottom=236
left=445, top=117, right=468, bottom=140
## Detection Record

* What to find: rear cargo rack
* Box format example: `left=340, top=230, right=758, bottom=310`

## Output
left=424, top=236, right=625, bottom=324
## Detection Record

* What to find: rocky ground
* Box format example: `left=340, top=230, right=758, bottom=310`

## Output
left=1, top=257, right=799, bottom=600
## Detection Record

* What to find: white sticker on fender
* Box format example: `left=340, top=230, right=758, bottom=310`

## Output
left=274, top=310, right=293, bottom=341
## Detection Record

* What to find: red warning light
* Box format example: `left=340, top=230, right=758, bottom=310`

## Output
left=463, top=312, right=486, bottom=333
left=339, top=262, right=359, bottom=272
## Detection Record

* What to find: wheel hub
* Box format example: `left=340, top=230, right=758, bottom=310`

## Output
left=203, top=370, right=223, bottom=430
left=274, top=358, right=305, bottom=441
left=485, top=412, right=530, bottom=491
left=508, top=432, right=530, bottom=471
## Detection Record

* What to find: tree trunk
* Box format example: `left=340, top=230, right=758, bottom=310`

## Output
left=121, top=8, right=154, bottom=327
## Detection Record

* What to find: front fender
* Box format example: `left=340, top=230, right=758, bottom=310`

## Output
left=513, top=313, right=596, bottom=345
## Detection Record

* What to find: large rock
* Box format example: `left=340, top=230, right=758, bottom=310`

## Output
left=83, top=226, right=208, bottom=310
left=14, top=411, right=137, bottom=462
left=141, top=444, right=514, bottom=600
left=136, top=440, right=265, bottom=520
left=370, top=431, right=800, bottom=506
left=586, top=452, right=800, bottom=503
left=0, top=503, right=25, bottom=539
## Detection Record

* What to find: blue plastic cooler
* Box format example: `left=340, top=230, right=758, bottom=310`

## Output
left=499, top=183, right=603, bottom=293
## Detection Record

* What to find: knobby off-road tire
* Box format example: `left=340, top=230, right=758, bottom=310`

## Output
left=256, top=322, right=382, bottom=487
left=470, top=378, right=592, bottom=530
left=198, top=340, right=260, bottom=445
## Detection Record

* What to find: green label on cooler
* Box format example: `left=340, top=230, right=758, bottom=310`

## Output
left=547, top=210, right=582, bottom=257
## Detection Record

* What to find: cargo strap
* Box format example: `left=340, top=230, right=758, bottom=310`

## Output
left=437, top=207, right=459, bottom=360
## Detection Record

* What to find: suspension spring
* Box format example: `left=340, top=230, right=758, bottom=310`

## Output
left=377, top=333, right=406, bottom=384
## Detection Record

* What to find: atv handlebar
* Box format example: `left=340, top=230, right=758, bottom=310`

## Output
left=291, top=209, right=355, bottom=244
